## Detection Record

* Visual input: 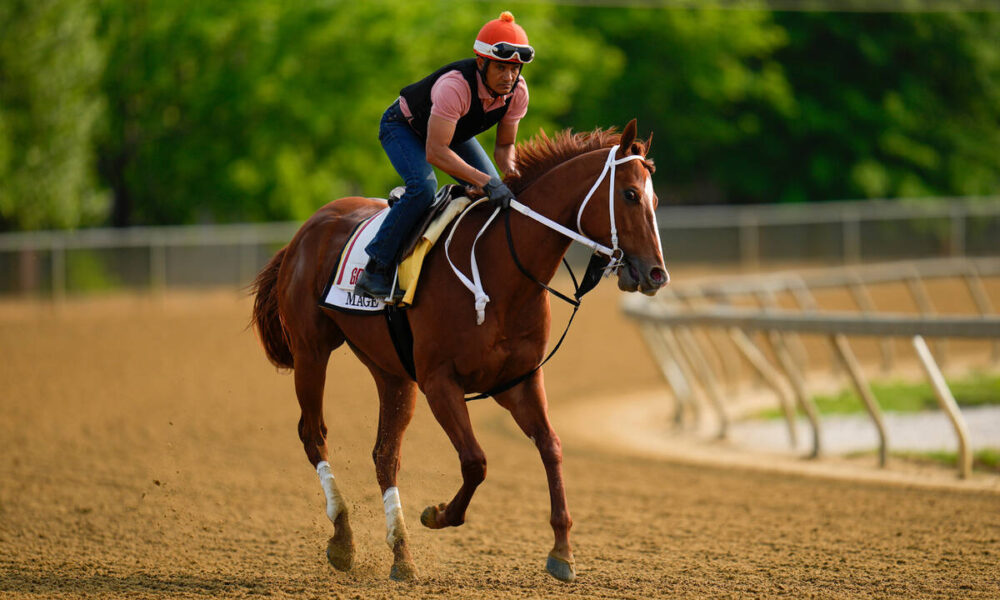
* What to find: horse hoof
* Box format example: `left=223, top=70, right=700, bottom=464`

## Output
left=420, top=504, right=445, bottom=529
left=326, top=535, right=354, bottom=572
left=389, top=561, right=418, bottom=582
left=546, top=553, right=576, bottom=582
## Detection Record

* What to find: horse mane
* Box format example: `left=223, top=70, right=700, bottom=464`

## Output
left=504, top=127, right=651, bottom=194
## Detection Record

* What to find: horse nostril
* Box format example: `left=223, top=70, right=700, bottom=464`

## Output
left=649, top=267, right=668, bottom=286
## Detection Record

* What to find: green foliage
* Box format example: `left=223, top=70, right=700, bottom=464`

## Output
left=563, top=8, right=794, bottom=203
left=93, top=1, right=621, bottom=225
left=0, top=0, right=108, bottom=230
left=563, top=9, right=1000, bottom=205
left=2, top=4, right=999, bottom=228
left=761, top=12, right=1000, bottom=203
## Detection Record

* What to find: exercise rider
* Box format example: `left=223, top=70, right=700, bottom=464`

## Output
left=354, top=11, right=533, bottom=299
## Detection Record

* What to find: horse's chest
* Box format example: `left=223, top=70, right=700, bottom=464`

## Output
left=453, top=326, right=546, bottom=381
left=411, top=294, right=549, bottom=387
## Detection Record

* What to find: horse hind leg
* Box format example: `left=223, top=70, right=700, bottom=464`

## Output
left=370, top=369, right=419, bottom=582
left=293, top=343, right=355, bottom=572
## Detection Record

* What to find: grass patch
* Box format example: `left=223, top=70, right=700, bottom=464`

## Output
left=848, top=448, right=1000, bottom=474
left=755, top=372, right=1000, bottom=419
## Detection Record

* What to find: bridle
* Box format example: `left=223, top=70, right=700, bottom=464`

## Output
left=445, top=145, right=653, bottom=325
left=444, top=144, right=657, bottom=400
left=573, top=144, right=651, bottom=274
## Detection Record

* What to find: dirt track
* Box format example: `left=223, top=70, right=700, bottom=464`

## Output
left=1, top=277, right=998, bottom=599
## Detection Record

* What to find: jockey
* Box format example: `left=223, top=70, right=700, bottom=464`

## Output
left=355, top=11, right=532, bottom=299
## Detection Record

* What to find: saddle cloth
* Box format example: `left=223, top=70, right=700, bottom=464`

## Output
left=320, top=194, right=471, bottom=313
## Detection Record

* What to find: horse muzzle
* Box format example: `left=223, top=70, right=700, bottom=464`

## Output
left=617, top=256, right=669, bottom=295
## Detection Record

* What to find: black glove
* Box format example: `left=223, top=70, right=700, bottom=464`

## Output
left=483, top=177, right=515, bottom=209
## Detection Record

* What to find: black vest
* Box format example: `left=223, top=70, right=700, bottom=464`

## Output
left=399, top=59, right=515, bottom=144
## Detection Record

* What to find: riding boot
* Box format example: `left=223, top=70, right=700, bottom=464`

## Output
left=354, top=259, right=397, bottom=300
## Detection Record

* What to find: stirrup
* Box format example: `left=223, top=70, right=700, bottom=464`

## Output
left=354, top=268, right=389, bottom=297
left=355, top=264, right=406, bottom=303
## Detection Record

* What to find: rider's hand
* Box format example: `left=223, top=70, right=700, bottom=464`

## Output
left=483, top=177, right=515, bottom=209
left=465, top=185, right=485, bottom=200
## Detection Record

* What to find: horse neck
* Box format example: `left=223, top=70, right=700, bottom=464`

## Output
left=501, top=150, right=611, bottom=288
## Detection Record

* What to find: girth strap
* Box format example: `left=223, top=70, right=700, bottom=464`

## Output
left=384, top=307, right=417, bottom=381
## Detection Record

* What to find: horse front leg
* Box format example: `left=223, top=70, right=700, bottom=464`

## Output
left=419, top=376, right=487, bottom=531
left=371, top=371, right=419, bottom=582
left=496, top=371, right=576, bottom=582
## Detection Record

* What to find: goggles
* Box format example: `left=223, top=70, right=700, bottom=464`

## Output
left=474, top=40, right=535, bottom=63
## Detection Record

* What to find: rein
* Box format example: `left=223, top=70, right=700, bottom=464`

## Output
left=447, top=144, right=647, bottom=401
left=445, top=145, right=646, bottom=324
left=462, top=214, right=607, bottom=401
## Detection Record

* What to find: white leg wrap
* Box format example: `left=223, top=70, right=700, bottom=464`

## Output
left=316, top=461, right=344, bottom=524
left=382, top=486, right=406, bottom=548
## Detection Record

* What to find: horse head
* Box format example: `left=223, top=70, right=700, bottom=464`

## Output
left=579, top=119, right=669, bottom=295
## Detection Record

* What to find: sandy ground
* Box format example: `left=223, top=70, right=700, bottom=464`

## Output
left=1, top=273, right=999, bottom=599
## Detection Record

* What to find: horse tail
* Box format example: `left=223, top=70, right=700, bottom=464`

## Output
left=251, top=247, right=295, bottom=370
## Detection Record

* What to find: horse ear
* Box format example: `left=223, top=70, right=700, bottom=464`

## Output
left=617, top=119, right=637, bottom=158
left=644, top=131, right=653, bottom=156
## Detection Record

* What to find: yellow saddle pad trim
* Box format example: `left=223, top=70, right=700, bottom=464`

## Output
left=396, top=197, right=471, bottom=307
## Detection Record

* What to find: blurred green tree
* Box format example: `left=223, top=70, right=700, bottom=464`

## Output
left=0, top=0, right=107, bottom=230
left=95, top=1, right=621, bottom=226
left=4, top=3, right=998, bottom=230
left=761, top=11, right=1000, bottom=204
left=561, top=8, right=1000, bottom=206
left=561, top=7, right=795, bottom=205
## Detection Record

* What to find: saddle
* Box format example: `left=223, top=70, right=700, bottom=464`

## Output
left=391, top=184, right=469, bottom=260
left=321, top=184, right=471, bottom=314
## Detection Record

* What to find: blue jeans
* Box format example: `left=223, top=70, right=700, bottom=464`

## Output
left=365, top=101, right=499, bottom=269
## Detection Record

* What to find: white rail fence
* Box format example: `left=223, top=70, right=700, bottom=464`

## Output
left=0, top=222, right=299, bottom=299
left=622, top=257, right=1000, bottom=478
left=1, top=197, right=999, bottom=298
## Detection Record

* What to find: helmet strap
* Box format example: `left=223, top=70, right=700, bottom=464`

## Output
left=479, top=58, right=500, bottom=98
left=478, top=58, right=523, bottom=99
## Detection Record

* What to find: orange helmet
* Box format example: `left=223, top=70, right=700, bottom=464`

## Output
left=473, top=11, right=534, bottom=64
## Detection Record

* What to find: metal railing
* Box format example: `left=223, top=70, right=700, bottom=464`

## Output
left=657, top=196, right=1000, bottom=267
left=0, top=222, right=299, bottom=298
left=622, top=256, right=1000, bottom=479
left=1, top=196, right=999, bottom=298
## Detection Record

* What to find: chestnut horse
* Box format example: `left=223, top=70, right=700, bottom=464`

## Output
left=251, top=119, right=668, bottom=582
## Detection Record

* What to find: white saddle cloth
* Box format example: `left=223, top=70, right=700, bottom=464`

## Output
left=320, top=206, right=391, bottom=313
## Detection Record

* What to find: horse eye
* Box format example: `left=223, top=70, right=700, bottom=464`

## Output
left=623, top=189, right=639, bottom=203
